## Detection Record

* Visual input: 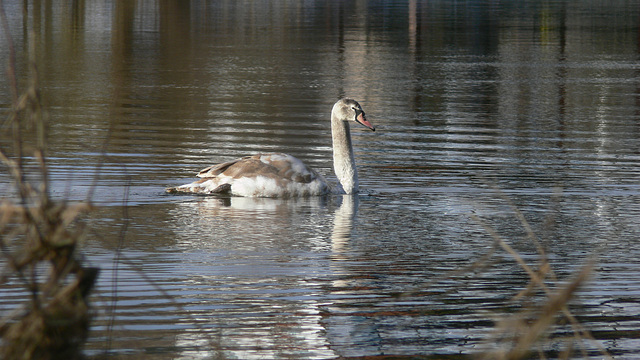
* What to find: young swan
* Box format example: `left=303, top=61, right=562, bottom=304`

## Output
left=166, top=98, right=375, bottom=197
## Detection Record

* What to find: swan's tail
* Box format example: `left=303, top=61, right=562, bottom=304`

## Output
left=165, top=182, right=231, bottom=195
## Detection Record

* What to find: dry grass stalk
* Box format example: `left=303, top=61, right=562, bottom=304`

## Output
left=473, top=188, right=612, bottom=360
left=0, top=6, right=99, bottom=359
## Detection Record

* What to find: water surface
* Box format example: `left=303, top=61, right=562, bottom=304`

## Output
left=1, top=1, right=640, bottom=359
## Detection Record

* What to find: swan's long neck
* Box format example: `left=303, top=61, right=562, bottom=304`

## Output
left=331, top=113, right=358, bottom=194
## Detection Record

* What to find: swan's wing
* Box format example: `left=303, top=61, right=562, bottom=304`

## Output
left=196, top=155, right=279, bottom=180
left=196, top=153, right=322, bottom=184
left=258, top=153, right=321, bottom=183
left=196, top=156, right=251, bottom=178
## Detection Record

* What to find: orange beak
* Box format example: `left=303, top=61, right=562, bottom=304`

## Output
left=356, top=111, right=375, bottom=131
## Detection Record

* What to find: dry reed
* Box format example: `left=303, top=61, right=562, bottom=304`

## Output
left=472, top=187, right=612, bottom=360
left=0, top=5, right=98, bottom=359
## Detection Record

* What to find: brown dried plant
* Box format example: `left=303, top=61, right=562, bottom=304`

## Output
left=473, top=188, right=612, bottom=360
left=0, top=5, right=98, bottom=359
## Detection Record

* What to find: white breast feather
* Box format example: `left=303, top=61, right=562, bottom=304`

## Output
left=230, top=175, right=327, bottom=197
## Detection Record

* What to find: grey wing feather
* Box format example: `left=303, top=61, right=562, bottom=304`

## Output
left=196, top=156, right=251, bottom=178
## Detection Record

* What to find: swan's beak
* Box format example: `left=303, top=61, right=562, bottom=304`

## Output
left=355, top=111, right=375, bottom=131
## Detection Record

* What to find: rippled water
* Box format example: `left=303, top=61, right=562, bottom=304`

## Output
left=2, top=1, right=640, bottom=359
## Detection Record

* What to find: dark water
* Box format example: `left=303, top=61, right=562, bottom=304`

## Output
left=2, top=1, right=640, bottom=358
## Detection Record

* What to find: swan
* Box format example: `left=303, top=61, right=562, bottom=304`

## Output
left=166, top=98, right=375, bottom=197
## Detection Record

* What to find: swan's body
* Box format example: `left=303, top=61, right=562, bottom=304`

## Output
left=166, top=98, right=375, bottom=197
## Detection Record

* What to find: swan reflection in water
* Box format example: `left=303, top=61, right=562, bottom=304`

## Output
left=169, top=194, right=363, bottom=359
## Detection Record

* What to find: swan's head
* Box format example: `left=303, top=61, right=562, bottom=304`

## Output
left=333, top=98, right=375, bottom=131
